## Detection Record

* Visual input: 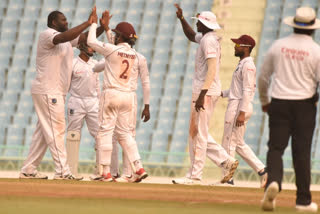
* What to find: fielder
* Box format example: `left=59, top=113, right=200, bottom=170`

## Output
left=172, top=4, right=239, bottom=185
left=87, top=9, right=148, bottom=182
left=104, top=27, right=151, bottom=182
left=220, top=35, right=267, bottom=187
left=20, top=9, right=102, bottom=180
left=66, top=43, right=105, bottom=179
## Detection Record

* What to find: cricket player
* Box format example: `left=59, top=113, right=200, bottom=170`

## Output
left=220, top=35, right=267, bottom=187
left=66, top=43, right=105, bottom=179
left=104, top=28, right=151, bottom=182
left=87, top=9, right=148, bottom=182
left=19, top=8, right=104, bottom=180
left=172, top=4, right=239, bottom=185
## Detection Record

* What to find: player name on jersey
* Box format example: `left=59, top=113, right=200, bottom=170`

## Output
left=118, top=51, right=136, bottom=59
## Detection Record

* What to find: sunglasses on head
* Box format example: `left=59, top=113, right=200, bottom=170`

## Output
left=235, top=43, right=252, bottom=48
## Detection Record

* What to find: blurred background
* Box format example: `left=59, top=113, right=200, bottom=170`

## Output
left=0, top=0, right=320, bottom=183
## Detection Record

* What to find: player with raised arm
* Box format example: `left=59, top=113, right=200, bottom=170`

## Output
left=87, top=9, right=148, bottom=182
left=20, top=7, right=105, bottom=180
left=172, top=4, right=239, bottom=185
left=104, top=24, right=151, bottom=182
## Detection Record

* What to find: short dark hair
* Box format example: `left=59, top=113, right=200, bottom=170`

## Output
left=47, top=11, right=63, bottom=28
left=293, top=28, right=314, bottom=36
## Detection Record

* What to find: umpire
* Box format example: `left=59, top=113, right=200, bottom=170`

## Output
left=258, top=7, right=320, bottom=212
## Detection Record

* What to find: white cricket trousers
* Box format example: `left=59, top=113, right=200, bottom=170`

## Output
left=96, top=89, right=141, bottom=170
left=21, top=94, right=70, bottom=176
left=222, top=99, right=265, bottom=172
left=67, top=96, right=99, bottom=137
left=110, top=93, right=137, bottom=176
left=187, top=93, right=231, bottom=180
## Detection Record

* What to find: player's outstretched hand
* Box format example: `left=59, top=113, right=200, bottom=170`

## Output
left=141, top=105, right=150, bottom=122
left=100, top=10, right=112, bottom=31
left=88, top=6, right=98, bottom=24
left=174, top=3, right=183, bottom=20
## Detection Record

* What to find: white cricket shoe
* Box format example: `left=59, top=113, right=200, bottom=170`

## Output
left=172, top=177, right=203, bottom=185
left=296, top=202, right=318, bottom=212
left=114, top=175, right=133, bottom=183
left=261, top=181, right=279, bottom=211
left=221, top=159, right=239, bottom=183
left=19, top=172, right=48, bottom=179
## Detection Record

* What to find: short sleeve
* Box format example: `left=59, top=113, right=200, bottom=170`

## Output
left=195, top=33, right=203, bottom=43
left=70, top=35, right=80, bottom=47
left=41, top=29, right=59, bottom=49
left=202, top=37, right=218, bottom=59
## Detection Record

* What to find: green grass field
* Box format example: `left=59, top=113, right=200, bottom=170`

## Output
left=0, top=179, right=317, bottom=214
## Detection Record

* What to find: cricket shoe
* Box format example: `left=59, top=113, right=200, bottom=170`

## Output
left=114, top=175, right=134, bottom=183
left=221, top=159, right=239, bottom=183
left=296, top=202, right=318, bottom=212
left=19, top=172, right=48, bottom=179
left=133, top=168, right=148, bottom=183
left=112, top=173, right=120, bottom=179
left=53, top=174, right=83, bottom=180
left=172, top=177, right=203, bottom=185
left=89, top=173, right=113, bottom=182
left=261, top=181, right=279, bottom=211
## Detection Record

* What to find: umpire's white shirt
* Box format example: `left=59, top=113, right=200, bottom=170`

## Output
left=222, top=57, right=256, bottom=112
left=258, top=33, right=320, bottom=105
left=31, top=28, right=79, bottom=95
left=69, top=56, right=100, bottom=98
left=193, top=32, right=221, bottom=96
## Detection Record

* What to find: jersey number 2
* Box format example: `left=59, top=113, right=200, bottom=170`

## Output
left=120, top=60, right=129, bottom=79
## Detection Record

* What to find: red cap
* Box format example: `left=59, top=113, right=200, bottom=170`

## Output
left=231, top=35, right=255, bottom=48
left=112, top=22, right=138, bottom=39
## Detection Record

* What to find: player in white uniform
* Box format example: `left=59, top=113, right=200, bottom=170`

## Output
left=19, top=9, right=102, bottom=179
left=172, top=4, right=239, bottom=185
left=104, top=29, right=151, bottom=182
left=87, top=9, right=148, bottom=182
left=220, top=35, right=267, bottom=187
left=66, top=43, right=105, bottom=179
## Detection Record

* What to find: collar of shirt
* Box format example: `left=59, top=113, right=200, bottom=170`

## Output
left=239, top=56, right=253, bottom=65
left=201, top=31, right=218, bottom=41
left=117, top=42, right=131, bottom=48
left=290, top=33, right=313, bottom=41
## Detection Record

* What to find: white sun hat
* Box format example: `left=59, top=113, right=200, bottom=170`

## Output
left=191, top=11, right=221, bottom=30
left=283, top=7, right=320, bottom=30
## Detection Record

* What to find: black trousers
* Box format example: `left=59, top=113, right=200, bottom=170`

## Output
left=266, top=96, right=317, bottom=205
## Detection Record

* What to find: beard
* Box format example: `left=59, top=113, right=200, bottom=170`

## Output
left=235, top=51, right=244, bottom=58
left=57, top=24, right=68, bottom=32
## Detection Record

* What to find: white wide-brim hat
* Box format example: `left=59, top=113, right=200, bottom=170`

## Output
left=283, top=7, right=320, bottom=30
left=191, top=11, right=221, bottom=30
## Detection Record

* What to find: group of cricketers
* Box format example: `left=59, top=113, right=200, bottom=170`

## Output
left=18, top=4, right=266, bottom=184
left=17, top=2, right=320, bottom=212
